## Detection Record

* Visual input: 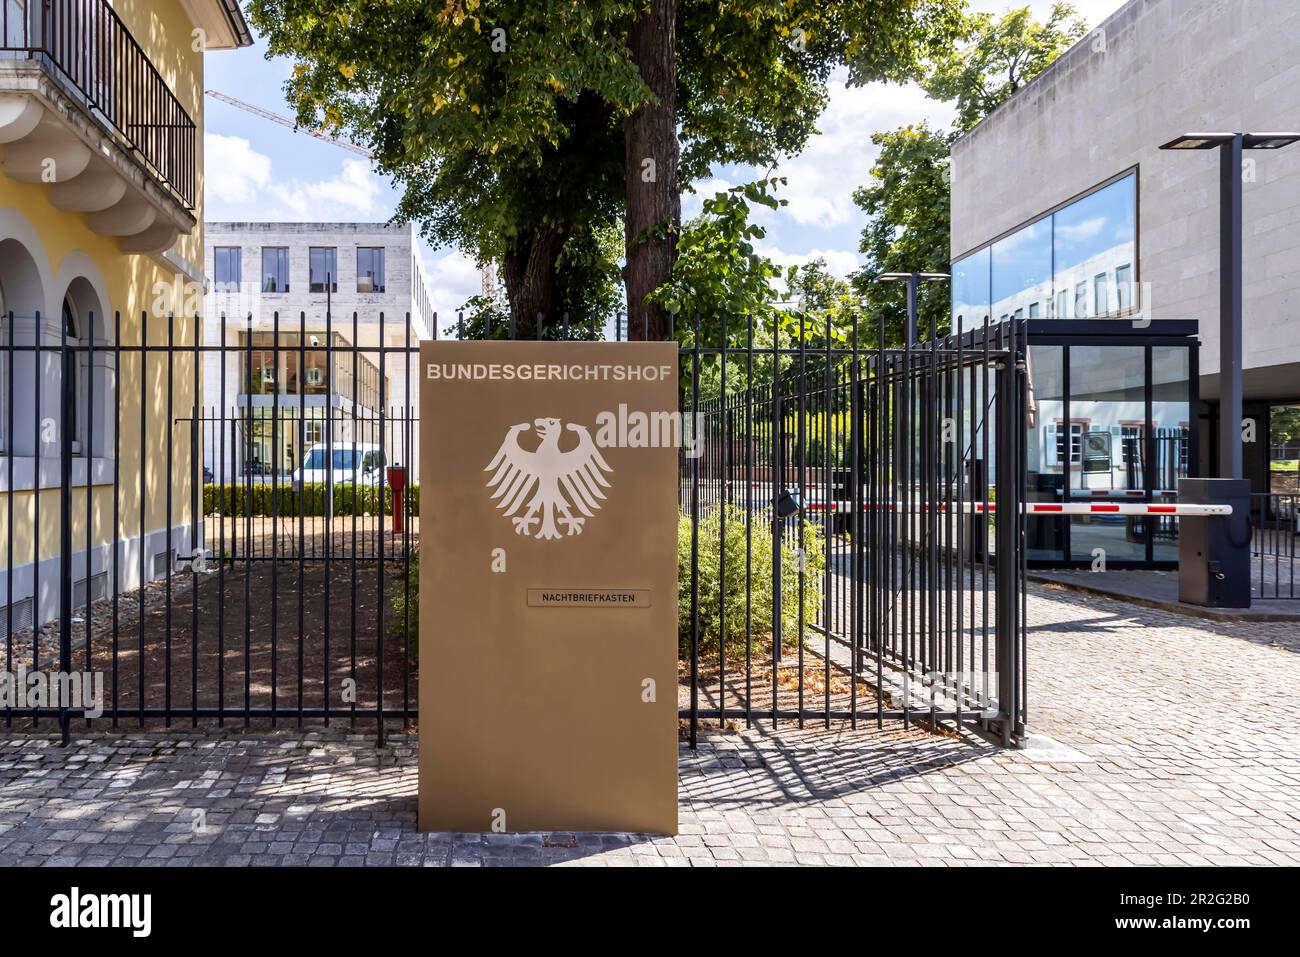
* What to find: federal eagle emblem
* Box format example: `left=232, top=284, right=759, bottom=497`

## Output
left=484, top=417, right=614, bottom=540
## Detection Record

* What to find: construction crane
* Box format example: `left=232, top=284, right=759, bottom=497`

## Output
left=204, top=89, right=375, bottom=159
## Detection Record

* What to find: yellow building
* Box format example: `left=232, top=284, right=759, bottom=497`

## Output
left=1, top=0, right=250, bottom=630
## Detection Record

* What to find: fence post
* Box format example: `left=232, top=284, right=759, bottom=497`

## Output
left=771, top=319, right=782, bottom=678
left=994, top=324, right=1020, bottom=746
left=59, top=310, right=73, bottom=745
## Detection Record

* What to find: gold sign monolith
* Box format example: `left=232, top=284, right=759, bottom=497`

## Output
left=418, top=340, right=678, bottom=834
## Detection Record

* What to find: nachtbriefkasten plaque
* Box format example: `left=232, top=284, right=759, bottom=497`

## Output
left=418, top=341, right=678, bottom=834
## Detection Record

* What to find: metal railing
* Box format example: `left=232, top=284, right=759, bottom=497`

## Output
left=0, top=303, right=1031, bottom=749
left=679, top=314, right=1029, bottom=746
left=1252, top=492, right=1299, bottom=599
left=1, top=0, right=196, bottom=207
left=1, top=309, right=420, bottom=744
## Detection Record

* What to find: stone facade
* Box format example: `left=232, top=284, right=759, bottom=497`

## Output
left=950, top=0, right=1300, bottom=409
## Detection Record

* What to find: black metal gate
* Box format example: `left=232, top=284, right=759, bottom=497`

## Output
left=679, top=314, right=1028, bottom=745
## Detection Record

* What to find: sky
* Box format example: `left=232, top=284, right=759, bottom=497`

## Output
left=203, top=0, right=1128, bottom=319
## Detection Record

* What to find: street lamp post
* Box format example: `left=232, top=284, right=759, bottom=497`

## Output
left=1159, top=132, right=1300, bottom=479
left=872, top=272, right=950, bottom=344
left=1160, top=131, right=1300, bottom=608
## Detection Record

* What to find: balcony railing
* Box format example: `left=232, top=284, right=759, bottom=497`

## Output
left=2, top=0, right=196, bottom=207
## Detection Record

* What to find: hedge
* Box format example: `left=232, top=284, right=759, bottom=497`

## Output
left=203, top=482, right=419, bottom=518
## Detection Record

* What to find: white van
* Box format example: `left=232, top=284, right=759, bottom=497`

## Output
left=293, top=443, right=388, bottom=486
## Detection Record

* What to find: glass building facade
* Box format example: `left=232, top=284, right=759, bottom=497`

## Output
left=951, top=169, right=1198, bottom=567
left=953, top=171, right=1137, bottom=334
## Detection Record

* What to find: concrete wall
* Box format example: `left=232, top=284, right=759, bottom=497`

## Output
left=950, top=0, right=1300, bottom=401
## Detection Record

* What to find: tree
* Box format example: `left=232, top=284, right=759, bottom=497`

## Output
left=852, top=4, right=1088, bottom=344
left=624, top=0, right=679, bottom=342
left=922, top=2, right=1088, bottom=131
left=851, top=123, right=954, bottom=343
left=246, top=0, right=966, bottom=338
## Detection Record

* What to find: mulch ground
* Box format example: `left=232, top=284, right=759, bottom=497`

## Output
left=3, top=559, right=415, bottom=734
left=677, top=647, right=888, bottom=734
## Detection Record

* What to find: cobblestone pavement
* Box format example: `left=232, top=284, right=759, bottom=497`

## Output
left=1, top=582, right=1299, bottom=867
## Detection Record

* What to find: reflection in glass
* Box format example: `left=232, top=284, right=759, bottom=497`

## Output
left=1025, top=345, right=1065, bottom=560
left=951, top=172, right=1138, bottom=325
left=1069, top=346, right=1146, bottom=561
left=992, top=220, right=1052, bottom=328
left=1152, top=347, right=1191, bottom=559
left=952, top=247, right=990, bottom=336
left=1053, top=173, right=1136, bottom=318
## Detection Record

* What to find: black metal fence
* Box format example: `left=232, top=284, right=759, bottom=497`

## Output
left=1252, top=492, right=1299, bottom=599
left=1, top=310, right=419, bottom=744
left=1, top=0, right=196, bottom=206
left=679, top=314, right=1029, bottom=746
left=2, top=306, right=1028, bottom=748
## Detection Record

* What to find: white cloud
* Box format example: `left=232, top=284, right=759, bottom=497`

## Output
left=204, top=133, right=271, bottom=204
left=766, top=78, right=956, bottom=230
left=424, top=249, right=485, bottom=320
left=970, top=0, right=1126, bottom=26
left=1054, top=216, right=1106, bottom=242
left=760, top=243, right=862, bottom=281
left=279, top=159, right=382, bottom=219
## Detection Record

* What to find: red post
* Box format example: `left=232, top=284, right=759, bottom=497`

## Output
left=386, top=466, right=407, bottom=534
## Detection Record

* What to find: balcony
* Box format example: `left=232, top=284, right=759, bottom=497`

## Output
left=1, top=0, right=197, bottom=253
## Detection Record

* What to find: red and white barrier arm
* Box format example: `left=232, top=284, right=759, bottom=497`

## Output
left=745, top=483, right=1181, bottom=499
left=1056, top=488, right=1179, bottom=498
left=801, top=501, right=1232, bottom=516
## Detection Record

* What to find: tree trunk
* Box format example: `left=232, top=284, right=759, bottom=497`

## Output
left=501, top=223, right=570, bottom=337
left=624, top=0, right=679, bottom=341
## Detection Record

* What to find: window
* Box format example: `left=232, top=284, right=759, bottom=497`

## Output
left=1028, top=302, right=1040, bottom=319
left=1052, top=172, right=1136, bottom=316
left=991, top=220, right=1050, bottom=329
left=213, top=247, right=241, bottom=293
left=262, top=247, right=289, bottom=293
left=1115, top=263, right=1133, bottom=312
left=1052, top=422, right=1086, bottom=467
left=951, top=246, right=990, bottom=335
left=1094, top=273, right=1110, bottom=316
left=357, top=247, right=385, bottom=293
left=309, top=247, right=337, bottom=293
left=1074, top=282, right=1087, bottom=318
left=304, top=448, right=359, bottom=470
left=952, top=171, right=1137, bottom=326
left=1119, top=425, right=1144, bottom=467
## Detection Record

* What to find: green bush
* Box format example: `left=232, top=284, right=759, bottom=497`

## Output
left=677, top=505, right=825, bottom=658
left=203, top=482, right=419, bottom=518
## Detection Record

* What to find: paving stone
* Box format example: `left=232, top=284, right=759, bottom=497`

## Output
left=1, top=584, right=1299, bottom=865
